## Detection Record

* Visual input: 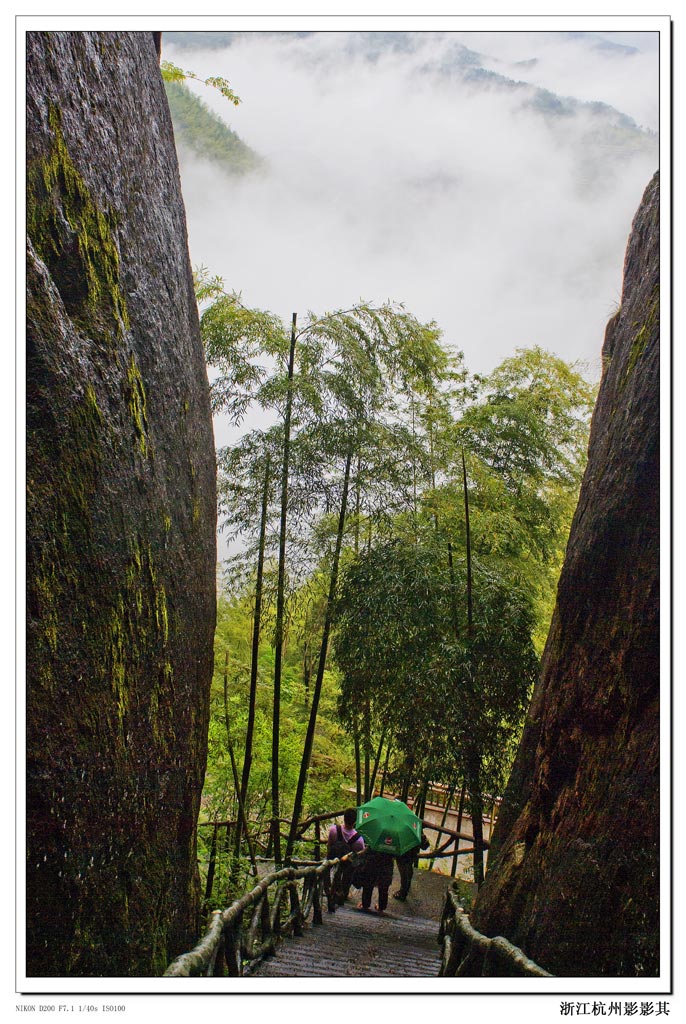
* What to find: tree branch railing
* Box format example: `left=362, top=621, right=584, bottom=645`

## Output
left=197, top=810, right=487, bottom=908
left=199, top=810, right=484, bottom=865
left=164, top=856, right=353, bottom=978
left=171, top=822, right=542, bottom=979
left=438, top=882, right=553, bottom=977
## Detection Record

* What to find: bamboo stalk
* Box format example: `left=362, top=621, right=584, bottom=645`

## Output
left=240, top=451, right=271, bottom=812
left=285, top=450, right=353, bottom=860
left=272, top=313, right=298, bottom=865
left=429, top=783, right=455, bottom=870
left=353, top=717, right=362, bottom=804
left=379, top=737, right=393, bottom=797
left=223, top=651, right=258, bottom=877
left=204, top=823, right=219, bottom=902
left=451, top=782, right=467, bottom=877
left=369, top=726, right=387, bottom=797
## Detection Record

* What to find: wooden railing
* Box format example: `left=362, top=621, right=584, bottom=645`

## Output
left=168, top=831, right=550, bottom=978
left=438, top=883, right=553, bottom=977
left=197, top=810, right=487, bottom=906
left=164, top=857, right=345, bottom=977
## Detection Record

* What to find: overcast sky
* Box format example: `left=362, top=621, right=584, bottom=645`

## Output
left=163, top=29, right=658, bottom=453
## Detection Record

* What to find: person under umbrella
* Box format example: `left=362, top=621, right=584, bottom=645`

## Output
left=354, top=796, right=425, bottom=914
left=357, top=846, right=395, bottom=915
left=393, top=831, right=430, bottom=901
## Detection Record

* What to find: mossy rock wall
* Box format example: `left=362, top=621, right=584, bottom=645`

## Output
left=470, top=173, right=660, bottom=977
left=26, top=31, right=217, bottom=976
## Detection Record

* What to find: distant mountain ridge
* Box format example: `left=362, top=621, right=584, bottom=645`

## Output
left=166, top=30, right=655, bottom=138
left=163, top=31, right=655, bottom=186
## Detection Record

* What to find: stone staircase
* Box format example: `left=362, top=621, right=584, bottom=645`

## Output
left=252, top=876, right=445, bottom=978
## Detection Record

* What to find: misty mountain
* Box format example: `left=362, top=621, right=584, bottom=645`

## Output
left=166, top=30, right=656, bottom=151
left=164, top=79, right=263, bottom=177
left=162, top=29, right=657, bottom=396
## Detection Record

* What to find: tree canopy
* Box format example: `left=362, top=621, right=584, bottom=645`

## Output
left=193, top=268, right=594, bottom=885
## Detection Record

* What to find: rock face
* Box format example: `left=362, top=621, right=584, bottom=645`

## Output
left=470, top=173, right=659, bottom=977
left=26, top=32, right=216, bottom=976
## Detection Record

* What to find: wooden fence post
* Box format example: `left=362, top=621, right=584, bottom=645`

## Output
left=223, top=915, right=243, bottom=977
left=289, top=877, right=304, bottom=936
left=205, top=823, right=219, bottom=903
left=210, top=927, right=225, bottom=977
left=312, top=874, right=323, bottom=926
left=314, top=819, right=321, bottom=861
left=451, top=782, right=467, bottom=877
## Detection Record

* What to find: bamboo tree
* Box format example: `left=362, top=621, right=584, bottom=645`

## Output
left=368, top=725, right=387, bottom=798
left=353, top=717, right=362, bottom=805
left=379, top=737, right=393, bottom=796
left=400, top=767, right=412, bottom=805
left=447, top=540, right=460, bottom=639
left=416, top=775, right=430, bottom=820
left=272, top=313, right=298, bottom=864
left=206, top=294, right=479, bottom=866
left=285, top=450, right=353, bottom=860
left=363, top=699, right=372, bottom=801
left=451, top=781, right=467, bottom=877
left=461, top=447, right=484, bottom=888
left=283, top=301, right=440, bottom=841
left=429, top=781, right=455, bottom=870
left=222, top=652, right=257, bottom=880
left=466, top=753, right=485, bottom=888
left=461, top=448, right=473, bottom=630
left=354, top=454, right=362, bottom=554
left=238, top=451, right=271, bottom=815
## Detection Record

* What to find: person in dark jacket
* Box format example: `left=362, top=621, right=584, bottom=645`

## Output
left=393, top=832, right=430, bottom=901
left=358, top=849, right=395, bottom=914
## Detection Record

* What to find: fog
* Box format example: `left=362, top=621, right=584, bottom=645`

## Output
left=163, top=29, right=658, bottom=449
left=449, top=31, right=659, bottom=132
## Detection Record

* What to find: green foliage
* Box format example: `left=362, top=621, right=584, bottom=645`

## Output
left=195, top=270, right=593, bottom=882
left=161, top=60, right=241, bottom=105
left=450, top=347, right=596, bottom=649
left=451, top=877, right=477, bottom=912
left=193, top=265, right=225, bottom=304
left=28, top=105, right=129, bottom=344
left=163, top=79, right=262, bottom=176
left=332, top=537, right=539, bottom=796
left=460, top=347, right=595, bottom=493
left=207, top=297, right=449, bottom=549
left=201, top=595, right=355, bottom=829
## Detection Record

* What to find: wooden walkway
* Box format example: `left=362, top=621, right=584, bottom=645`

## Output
left=251, top=871, right=448, bottom=978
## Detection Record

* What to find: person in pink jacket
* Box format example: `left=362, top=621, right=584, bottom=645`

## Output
left=327, top=808, right=365, bottom=905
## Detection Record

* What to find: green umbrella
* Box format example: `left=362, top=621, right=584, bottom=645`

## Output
left=355, top=796, right=424, bottom=856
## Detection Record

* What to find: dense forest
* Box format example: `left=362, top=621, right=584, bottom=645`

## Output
left=193, top=267, right=596, bottom=897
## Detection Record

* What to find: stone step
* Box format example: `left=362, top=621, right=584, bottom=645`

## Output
left=252, top=902, right=442, bottom=978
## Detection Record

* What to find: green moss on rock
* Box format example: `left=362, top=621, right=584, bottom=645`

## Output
left=622, top=286, right=659, bottom=387
left=27, top=105, right=130, bottom=343
left=125, top=354, right=150, bottom=458
left=26, top=31, right=216, bottom=980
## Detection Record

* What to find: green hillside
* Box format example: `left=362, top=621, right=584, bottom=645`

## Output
left=164, top=79, right=263, bottom=176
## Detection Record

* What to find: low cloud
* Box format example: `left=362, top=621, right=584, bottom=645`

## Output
left=166, top=30, right=657, bottom=387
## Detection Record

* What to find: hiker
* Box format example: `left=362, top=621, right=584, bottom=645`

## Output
left=393, top=831, right=430, bottom=901
left=327, top=808, right=365, bottom=906
left=357, top=848, right=395, bottom=915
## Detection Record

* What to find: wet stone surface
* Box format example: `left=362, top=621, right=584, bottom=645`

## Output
left=252, top=869, right=450, bottom=978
